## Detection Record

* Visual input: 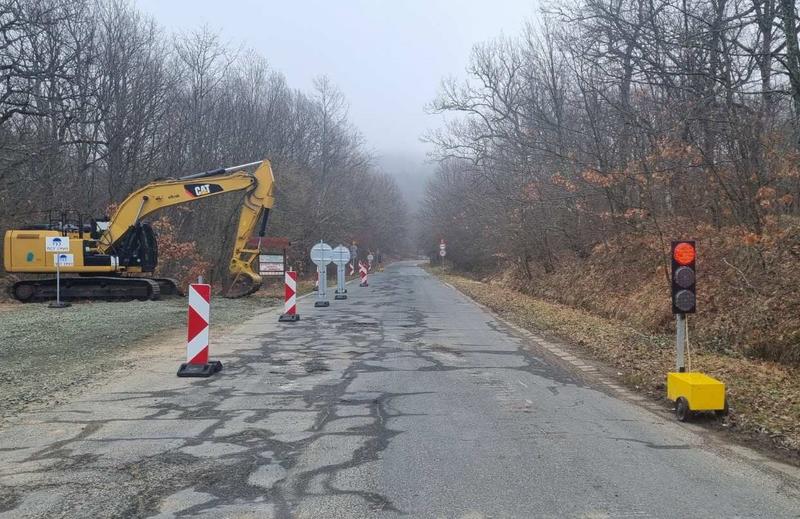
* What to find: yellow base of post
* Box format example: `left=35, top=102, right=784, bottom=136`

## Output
left=666, top=372, right=726, bottom=411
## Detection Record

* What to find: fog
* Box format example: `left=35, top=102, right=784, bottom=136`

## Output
left=134, top=0, right=537, bottom=208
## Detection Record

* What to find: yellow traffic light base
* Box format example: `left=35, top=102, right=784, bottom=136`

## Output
left=667, top=372, right=727, bottom=422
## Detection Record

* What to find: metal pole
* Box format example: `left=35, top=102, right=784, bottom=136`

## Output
left=55, top=259, right=61, bottom=306
left=49, top=255, right=70, bottom=308
left=676, top=313, right=687, bottom=372
left=318, top=266, right=325, bottom=300
left=335, top=263, right=347, bottom=300
left=179, top=160, right=264, bottom=180
left=221, top=160, right=264, bottom=173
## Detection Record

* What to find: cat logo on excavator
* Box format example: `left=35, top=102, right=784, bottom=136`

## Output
left=184, top=183, right=224, bottom=197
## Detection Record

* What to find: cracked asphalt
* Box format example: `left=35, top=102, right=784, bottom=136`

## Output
left=1, top=261, right=799, bottom=518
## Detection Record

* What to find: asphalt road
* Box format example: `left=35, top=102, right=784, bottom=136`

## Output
left=1, top=261, right=799, bottom=518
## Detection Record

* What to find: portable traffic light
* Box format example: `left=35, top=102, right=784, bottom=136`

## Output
left=671, top=241, right=696, bottom=314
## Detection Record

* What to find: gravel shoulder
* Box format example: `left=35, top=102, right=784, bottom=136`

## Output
left=0, top=293, right=279, bottom=424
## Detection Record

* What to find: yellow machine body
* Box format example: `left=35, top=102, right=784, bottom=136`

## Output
left=666, top=372, right=725, bottom=411
left=4, top=230, right=121, bottom=274
left=3, top=160, right=276, bottom=301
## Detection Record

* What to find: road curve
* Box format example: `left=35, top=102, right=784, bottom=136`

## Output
left=0, top=261, right=798, bottom=518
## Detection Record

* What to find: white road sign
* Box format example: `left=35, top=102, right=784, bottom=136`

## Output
left=332, top=245, right=351, bottom=266
left=310, top=242, right=333, bottom=266
left=439, top=250, right=446, bottom=257
left=439, top=243, right=446, bottom=250
left=54, top=253, right=74, bottom=267
left=258, top=254, right=284, bottom=276
left=46, top=236, right=70, bottom=252
left=367, top=253, right=374, bottom=262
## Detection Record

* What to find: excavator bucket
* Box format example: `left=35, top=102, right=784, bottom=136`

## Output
left=225, top=240, right=266, bottom=298
left=223, top=272, right=262, bottom=298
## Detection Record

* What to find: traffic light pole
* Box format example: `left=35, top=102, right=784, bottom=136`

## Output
left=676, top=313, right=687, bottom=372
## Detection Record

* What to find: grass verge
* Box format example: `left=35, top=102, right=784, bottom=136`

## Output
left=429, top=266, right=800, bottom=456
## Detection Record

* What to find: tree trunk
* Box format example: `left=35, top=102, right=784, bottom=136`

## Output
left=779, top=0, right=800, bottom=146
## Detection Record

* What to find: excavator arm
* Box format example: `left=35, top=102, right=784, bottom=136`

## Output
left=227, top=161, right=277, bottom=295
left=100, top=160, right=276, bottom=295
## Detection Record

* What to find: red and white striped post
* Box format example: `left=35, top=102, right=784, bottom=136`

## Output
left=279, top=270, right=300, bottom=322
left=177, top=283, right=222, bottom=377
left=313, top=271, right=319, bottom=291
left=348, top=261, right=355, bottom=276
left=359, top=261, right=369, bottom=287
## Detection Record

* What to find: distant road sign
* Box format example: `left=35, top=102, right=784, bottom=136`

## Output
left=310, top=242, right=333, bottom=266
left=439, top=243, right=446, bottom=250
left=439, top=250, right=446, bottom=257
left=46, top=237, right=70, bottom=252
left=367, top=253, right=374, bottom=262
left=332, top=245, right=350, bottom=266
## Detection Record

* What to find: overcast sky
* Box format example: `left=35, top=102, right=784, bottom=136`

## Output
left=135, top=0, right=538, bottom=205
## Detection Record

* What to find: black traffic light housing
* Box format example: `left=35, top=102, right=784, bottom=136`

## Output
left=671, top=240, right=696, bottom=314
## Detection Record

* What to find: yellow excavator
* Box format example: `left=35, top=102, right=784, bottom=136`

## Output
left=3, top=160, right=276, bottom=302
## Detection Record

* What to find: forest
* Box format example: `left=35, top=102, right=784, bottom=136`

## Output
left=0, top=0, right=408, bottom=287
left=420, top=0, right=800, bottom=363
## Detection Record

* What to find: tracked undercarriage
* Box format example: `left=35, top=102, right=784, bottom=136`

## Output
left=10, top=276, right=183, bottom=302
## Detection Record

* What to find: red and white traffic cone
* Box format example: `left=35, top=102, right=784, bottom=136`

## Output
left=279, top=270, right=300, bottom=322
left=177, top=283, right=222, bottom=377
left=359, top=261, right=369, bottom=287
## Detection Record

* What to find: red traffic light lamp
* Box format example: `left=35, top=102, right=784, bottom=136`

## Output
left=673, top=242, right=696, bottom=265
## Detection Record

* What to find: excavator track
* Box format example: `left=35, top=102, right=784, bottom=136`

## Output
left=152, top=278, right=183, bottom=296
left=11, top=277, right=161, bottom=303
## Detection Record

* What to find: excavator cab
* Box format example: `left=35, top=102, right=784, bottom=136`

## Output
left=113, top=222, right=158, bottom=271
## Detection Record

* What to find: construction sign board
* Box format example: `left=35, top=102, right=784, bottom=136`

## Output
left=54, top=253, right=74, bottom=267
left=259, top=254, right=285, bottom=276
left=46, top=237, right=70, bottom=252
